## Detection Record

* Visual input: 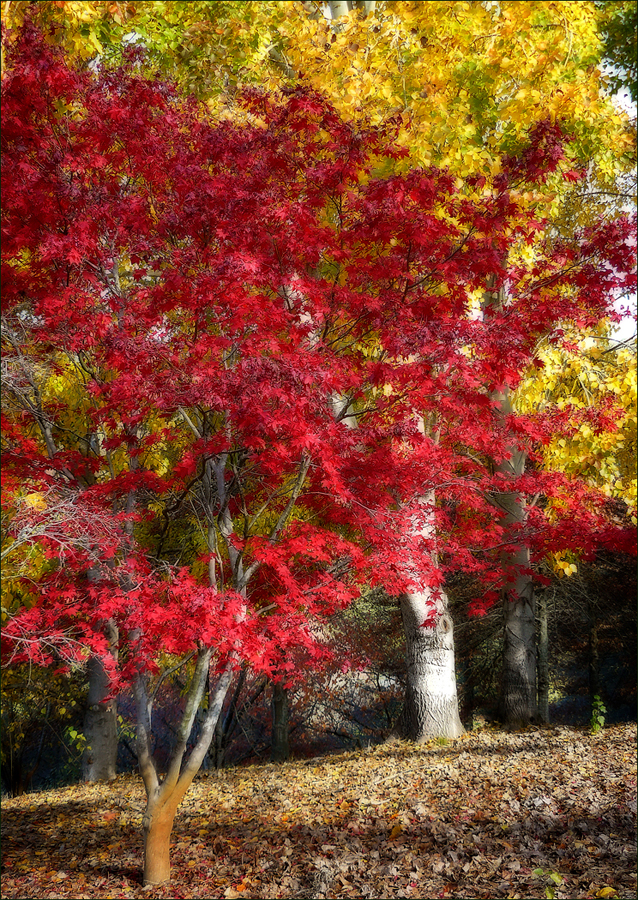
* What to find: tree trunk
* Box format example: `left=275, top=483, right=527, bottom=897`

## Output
left=588, top=596, right=601, bottom=711
left=458, top=654, right=476, bottom=731
left=492, top=385, right=538, bottom=728
left=135, top=658, right=234, bottom=886
left=328, top=0, right=376, bottom=17
left=500, top=550, right=537, bottom=727
left=536, top=589, right=550, bottom=725
left=482, top=282, right=538, bottom=728
left=271, top=679, right=290, bottom=762
left=143, top=797, right=178, bottom=887
left=400, top=590, right=464, bottom=741
left=210, top=665, right=248, bottom=769
left=82, top=620, right=119, bottom=782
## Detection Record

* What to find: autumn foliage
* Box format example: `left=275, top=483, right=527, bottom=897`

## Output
left=2, top=18, right=636, bottom=682
left=1, top=18, right=636, bottom=885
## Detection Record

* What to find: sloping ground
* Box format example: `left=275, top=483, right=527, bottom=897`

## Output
left=1, top=723, right=636, bottom=899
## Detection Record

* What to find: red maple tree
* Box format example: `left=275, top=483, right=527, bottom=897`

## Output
left=2, top=23, right=635, bottom=884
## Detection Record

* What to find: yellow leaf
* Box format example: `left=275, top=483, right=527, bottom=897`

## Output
left=87, top=31, right=103, bottom=56
left=24, top=493, right=47, bottom=510
left=596, top=889, right=618, bottom=899
left=389, top=823, right=403, bottom=839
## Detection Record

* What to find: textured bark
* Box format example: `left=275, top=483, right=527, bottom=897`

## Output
left=143, top=800, right=176, bottom=886
left=136, top=658, right=233, bottom=885
left=500, top=561, right=537, bottom=727
left=82, top=620, right=119, bottom=782
left=498, top=538, right=538, bottom=728
left=400, top=590, right=464, bottom=741
left=536, top=590, right=550, bottom=724
left=482, top=282, right=538, bottom=727
left=270, top=680, right=290, bottom=762
left=588, top=596, right=601, bottom=710
left=492, top=384, right=538, bottom=727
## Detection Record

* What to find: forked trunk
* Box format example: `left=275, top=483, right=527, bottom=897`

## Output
left=135, top=658, right=234, bottom=886
left=400, top=590, right=464, bottom=741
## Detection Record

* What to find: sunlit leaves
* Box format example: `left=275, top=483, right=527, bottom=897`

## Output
left=517, top=333, right=637, bottom=512
left=1, top=24, right=635, bottom=688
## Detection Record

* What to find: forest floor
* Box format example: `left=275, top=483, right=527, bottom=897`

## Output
left=1, top=723, right=636, bottom=900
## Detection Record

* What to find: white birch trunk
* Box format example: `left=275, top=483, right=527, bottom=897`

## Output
left=327, top=0, right=376, bottom=18
left=400, top=589, right=464, bottom=741
left=400, top=490, right=463, bottom=741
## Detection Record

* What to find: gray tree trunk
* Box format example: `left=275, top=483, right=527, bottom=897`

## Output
left=587, top=595, right=601, bottom=710
left=82, top=620, right=119, bottom=782
left=270, top=680, right=290, bottom=762
left=483, top=278, right=538, bottom=728
left=458, top=654, right=476, bottom=731
left=498, top=530, right=537, bottom=726
left=493, top=384, right=538, bottom=727
left=536, top=589, right=550, bottom=724
left=400, top=590, right=464, bottom=741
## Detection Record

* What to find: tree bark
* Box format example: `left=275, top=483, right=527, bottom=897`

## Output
left=499, top=543, right=537, bottom=727
left=493, top=392, right=538, bottom=727
left=82, top=620, right=119, bottom=782
left=400, top=590, right=464, bottom=741
left=143, top=799, right=177, bottom=886
left=270, top=679, right=290, bottom=762
left=327, top=0, right=376, bottom=17
left=458, top=654, right=476, bottom=731
left=210, top=664, right=248, bottom=769
left=588, top=595, right=601, bottom=711
left=482, top=281, right=538, bottom=728
left=536, top=589, right=550, bottom=724
left=136, top=656, right=233, bottom=886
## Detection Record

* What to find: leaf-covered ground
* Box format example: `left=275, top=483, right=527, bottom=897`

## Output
left=1, top=724, right=636, bottom=900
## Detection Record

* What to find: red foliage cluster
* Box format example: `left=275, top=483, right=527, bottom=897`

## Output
left=2, top=23, right=635, bottom=684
